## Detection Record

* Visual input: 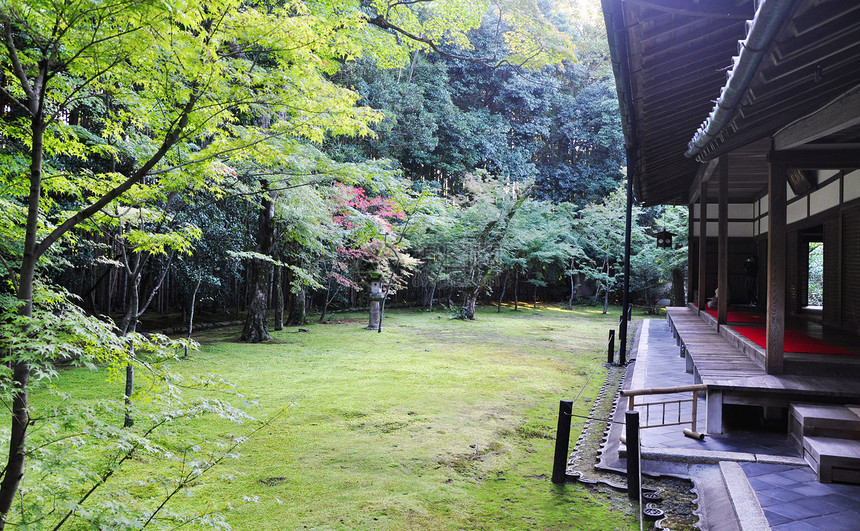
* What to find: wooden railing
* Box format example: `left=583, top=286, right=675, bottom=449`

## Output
left=621, top=384, right=708, bottom=440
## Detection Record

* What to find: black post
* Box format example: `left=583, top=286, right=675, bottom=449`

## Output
left=625, top=410, right=640, bottom=500
left=552, top=399, right=573, bottom=484
left=608, top=330, right=615, bottom=364
left=619, top=150, right=634, bottom=365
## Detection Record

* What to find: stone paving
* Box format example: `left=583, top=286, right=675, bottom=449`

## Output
left=631, top=318, right=796, bottom=457
left=741, top=462, right=860, bottom=530
left=632, top=317, right=860, bottom=529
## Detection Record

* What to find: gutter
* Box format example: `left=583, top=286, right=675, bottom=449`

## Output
left=684, top=0, right=796, bottom=160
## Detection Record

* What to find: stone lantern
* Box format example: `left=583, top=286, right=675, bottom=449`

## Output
left=366, top=272, right=384, bottom=330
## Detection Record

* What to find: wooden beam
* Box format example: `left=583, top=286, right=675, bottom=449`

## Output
left=697, top=180, right=708, bottom=312
left=689, top=158, right=719, bottom=204
left=766, top=161, right=786, bottom=375
left=767, top=148, right=860, bottom=168
left=623, top=0, right=750, bottom=19
left=774, top=89, right=860, bottom=150
left=718, top=156, right=728, bottom=326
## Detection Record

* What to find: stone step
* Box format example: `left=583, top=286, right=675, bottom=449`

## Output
left=789, top=403, right=860, bottom=453
left=802, top=436, right=860, bottom=484
left=719, top=461, right=770, bottom=531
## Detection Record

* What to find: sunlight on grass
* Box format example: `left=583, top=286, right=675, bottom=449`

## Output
left=37, top=305, right=639, bottom=530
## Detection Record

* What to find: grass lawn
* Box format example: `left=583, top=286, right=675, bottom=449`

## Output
left=30, top=305, right=640, bottom=530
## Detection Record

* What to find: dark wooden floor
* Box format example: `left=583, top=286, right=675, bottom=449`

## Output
left=786, top=313, right=860, bottom=355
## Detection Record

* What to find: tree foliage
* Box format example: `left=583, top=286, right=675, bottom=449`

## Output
left=0, top=0, right=672, bottom=526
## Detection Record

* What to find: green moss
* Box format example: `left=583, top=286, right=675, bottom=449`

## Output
left=32, top=305, right=638, bottom=530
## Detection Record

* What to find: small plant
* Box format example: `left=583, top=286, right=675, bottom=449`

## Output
left=449, top=306, right=471, bottom=320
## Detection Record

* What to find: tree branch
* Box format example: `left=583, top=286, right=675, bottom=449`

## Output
left=33, top=86, right=203, bottom=260
left=136, top=249, right=175, bottom=318
left=2, top=15, right=37, bottom=112
left=366, top=15, right=505, bottom=68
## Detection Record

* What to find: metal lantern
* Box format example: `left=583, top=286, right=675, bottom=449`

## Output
left=655, top=230, right=673, bottom=248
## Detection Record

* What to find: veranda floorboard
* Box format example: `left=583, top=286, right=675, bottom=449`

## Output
left=664, top=307, right=860, bottom=433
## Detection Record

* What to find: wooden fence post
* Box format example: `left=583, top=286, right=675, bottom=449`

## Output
left=626, top=410, right=640, bottom=500
left=552, top=400, right=573, bottom=484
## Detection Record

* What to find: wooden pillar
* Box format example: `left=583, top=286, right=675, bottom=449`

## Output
left=706, top=389, right=723, bottom=435
left=697, top=180, right=709, bottom=311
left=687, top=204, right=694, bottom=304
left=718, top=155, right=728, bottom=326
left=618, top=152, right=635, bottom=365
left=766, top=161, right=786, bottom=375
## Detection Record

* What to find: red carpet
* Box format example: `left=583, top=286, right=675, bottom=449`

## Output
left=702, top=309, right=764, bottom=324
left=732, top=326, right=857, bottom=355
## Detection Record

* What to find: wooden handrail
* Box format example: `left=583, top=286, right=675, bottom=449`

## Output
left=621, top=384, right=708, bottom=440
left=621, top=384, right=707, bottom=397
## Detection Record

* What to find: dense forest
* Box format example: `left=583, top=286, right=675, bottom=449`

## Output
left=4, top=1, right=684, bottom=339
left=0, top=1, right=686, bottom=524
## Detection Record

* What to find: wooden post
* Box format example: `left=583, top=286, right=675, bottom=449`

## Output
left=697, top=180, right=709, bottom=311
left=608, top=329, right=615, bottom=364
left=687, top=204, right=694, bottom=304
left=706, top=389, right=723, bottom=434
left=766, top=160, right=786, bottom=375
left=619, top=159, right=634, bottom=366
left=552, top=400, right=573, bottom=484
left=690, top=389, right=699, bottom=433
left=718, top=155, right=729, bottom=326
left=625, top=410, right=640, bottom=500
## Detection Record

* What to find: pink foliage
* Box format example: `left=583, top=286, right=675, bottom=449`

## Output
left=333, top=184, right=405, bottom=231
left=325, top=185, right=406, bottom=290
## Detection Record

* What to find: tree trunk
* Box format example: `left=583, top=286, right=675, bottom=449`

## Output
left=185, top=274, right=202, bottom=357
left=241, top=187, right=276, bottom=342
left=533, top=282, right=538, bottom=309
left=462, top=292, right=477, bottom=320
left=377, top=288, right=388, bottom=332
left=568, top=259, right=576, bottom=310
left=318, top=273, right=333, bottom=324
left=242, top=277, right=271, bottom=342
left=0, top=116, right=45, bottom=523
left=123, top=349, right=135, bottom=428
left=602, top=258, right=610, bottom=314
left=0, top=360, right=30, bottom=528
left=119, top=254, right=143, bottom=428
left=425, top=281, right=437, bottom=311
left=273, top=265, right=283, bottom=331
left=428, top=282, right=437, bottom=311
left=603, top=283, right=610, bottom=315
left=497, top=269, right=509, bottom=312
left=118, top=253, right=169, bottom=431
left=672, top=267, right=686, bottom=307
left=319, top=297, right=329, bottom=323
left=287, top=288, right=306, bottom=326
left=235, top=277, right=241, bottom=316
left=513, top=268, right=519, bottom=311
left=0, top=42, right=199, bottom=524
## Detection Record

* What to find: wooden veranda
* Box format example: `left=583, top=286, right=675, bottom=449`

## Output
left=602, top=0, right=860, bottom=379
left=602, top=0, right=860, bottom=480
left=666, top=307, right=860, bottom=434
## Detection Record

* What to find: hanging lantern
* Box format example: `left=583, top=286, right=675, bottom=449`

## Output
left=655, top=230, right=674, bottom=248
